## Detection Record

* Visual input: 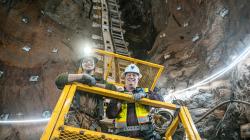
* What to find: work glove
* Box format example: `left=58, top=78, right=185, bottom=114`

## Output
left=133, top=92, right=147, bottom=101
left=105, top=83, right=117, bottom=91
left=79, top=74, right=96, bottom=86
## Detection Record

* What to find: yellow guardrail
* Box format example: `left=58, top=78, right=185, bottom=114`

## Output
left=94, top=49, right=164, bottom=91
left=41, top=49, right=200, bottom=140
left=41, top=83, right=201, bottom=140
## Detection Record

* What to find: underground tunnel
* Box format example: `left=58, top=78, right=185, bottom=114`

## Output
left=0, top=0, right=250, bottom=140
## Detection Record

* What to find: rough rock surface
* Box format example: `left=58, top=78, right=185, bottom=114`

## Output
left=147, top=0, right=250, bottom=91
left=0, top=0, right=94, bottom=139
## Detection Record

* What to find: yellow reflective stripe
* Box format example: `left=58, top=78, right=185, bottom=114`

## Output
left=137, top=116, right=149, bottom=118
left=144, top=88, right=149, bottom=93
left=115, top=104, right=127, bottom=128
left=135, top=103, right=150, bottom=124
left=115, top=122, right=127, bottom=128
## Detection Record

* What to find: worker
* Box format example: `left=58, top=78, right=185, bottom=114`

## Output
left=106, top=64, right=163, bottom=140
left=55, top=56, right=116, bottom=130
left=55, top=56, right=100, bottom=89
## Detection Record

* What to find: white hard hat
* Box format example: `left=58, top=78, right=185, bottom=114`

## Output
left=121, top=64, right=142, bottom=78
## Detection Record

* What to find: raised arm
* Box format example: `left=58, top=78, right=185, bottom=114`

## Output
left=55, top=73, right=96, bottom=89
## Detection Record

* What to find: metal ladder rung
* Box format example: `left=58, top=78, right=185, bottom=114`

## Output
left=112, top=30, right=123, bottom=34
left=113, top=36, right=123, bottom=40
left=111, top=31, right=122, bottom=36
left=112, top=33, right=123, bottom=39
left=112, top=31, right=122, bottom=36
left=112, top=34, right=123, bottom=39
left=111, top=23, right=121, bottom=28
left=114, top=44, right=126, bottom=49
left=111, top=18, right=124, bottom=24
left=110, top=15, right=120, bottom=19
left=116, top=49, right=128, bottom=53
left=113, top=41, right=126, bottom=45
left=113, top=38, right=125, bottom=43
left=111, top=27, right=123, bottom=32
left=114, top=45, right=126, bottom=50
left=116, top=50, right=129, bottom=56
left=116, top=52, right=129, bottom=56
left=110, top=12, right=120, bottom=16
left=116, top=47, right=128, bottom=53
left=109, top=9, right=120, bottom=14
left=110, top=13, right=120, bottom=17
left=114, top=41, right=129, bottom=47
left=108, top=3, right=120, bottom=8
left=107, top=0, right=117, bottom=4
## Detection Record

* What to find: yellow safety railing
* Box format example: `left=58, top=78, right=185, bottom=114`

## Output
left=94, top=49, right=164, bottom=91
left=41, top=83, right=201, bottom=140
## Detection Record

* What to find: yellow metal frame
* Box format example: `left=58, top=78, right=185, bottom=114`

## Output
left=60, top=125, right=139, bottom=140
left=94, top=49, right=164, bottom=91
left=41, top=83, right=201, bottom=140
left=104, top=56, right=114, bottom=81
left=165, top=107, right=201, bottom=140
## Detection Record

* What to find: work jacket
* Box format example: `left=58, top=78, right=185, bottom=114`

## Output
left=115, top=88, right=150, bottom=128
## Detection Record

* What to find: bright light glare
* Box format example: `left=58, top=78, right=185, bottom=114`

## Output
left=75, top=39, right=94, bottom=57
left=0, top=118, right=50, bottom=124
left=170, top=45, right=250, bottom=96
left=83, top=46, right=93, bottom=56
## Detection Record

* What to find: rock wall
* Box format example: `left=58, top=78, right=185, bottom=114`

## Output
left=148, top=0, right=250, bottom=91
left=0, top=0, right=94, bottom=139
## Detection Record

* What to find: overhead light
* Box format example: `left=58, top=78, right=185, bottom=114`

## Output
left=83, top=46, right=93, bottom=56
left=76, top=39, right=94, bottom=57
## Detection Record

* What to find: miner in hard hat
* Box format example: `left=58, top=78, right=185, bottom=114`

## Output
left=106, top=64, right=163, bottom=139
left=55, top=56, right=116, bottom=130
left=55, top=56, right=98, bottom=89
left=55, top=56, right=115, bottom=90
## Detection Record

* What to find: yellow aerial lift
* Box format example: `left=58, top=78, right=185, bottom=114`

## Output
left=41, top=49, right=201, bottom=140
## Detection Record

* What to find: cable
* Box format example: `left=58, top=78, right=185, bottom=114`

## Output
left=0, top=118, right=50, bottom=124
left=194, top=100, right=250, bottom=124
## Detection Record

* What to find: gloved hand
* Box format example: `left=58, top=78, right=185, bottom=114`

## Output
left=133, top=92, right=147, bottom=101
left=105, top=83, right=117, bottom=91
left=80, top=74, right=96, bottom=86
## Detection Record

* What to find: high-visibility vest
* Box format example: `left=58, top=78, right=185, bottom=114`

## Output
left=115, top=88, right=150, bottom=128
